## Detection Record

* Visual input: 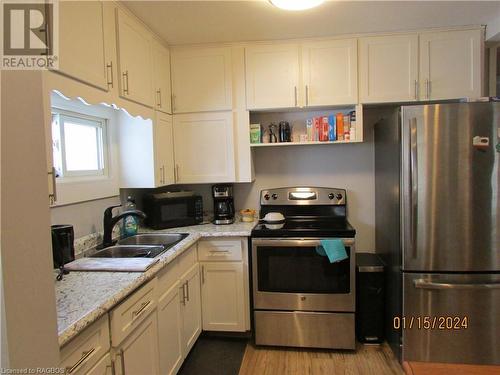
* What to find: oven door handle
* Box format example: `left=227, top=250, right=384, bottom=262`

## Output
left=251, top=238, right=355, bottom=247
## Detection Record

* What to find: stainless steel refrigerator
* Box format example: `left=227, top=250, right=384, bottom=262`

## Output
left=374, top=102, right=500, bottom=365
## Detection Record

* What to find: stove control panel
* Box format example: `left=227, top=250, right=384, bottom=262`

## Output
left=260, top=187, right=346, bottom=206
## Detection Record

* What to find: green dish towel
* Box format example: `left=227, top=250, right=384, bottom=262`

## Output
left=316, top=239, right=348, bottom=263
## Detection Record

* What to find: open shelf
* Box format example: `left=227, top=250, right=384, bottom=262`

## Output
left=250, top=140, right=362, bottom=147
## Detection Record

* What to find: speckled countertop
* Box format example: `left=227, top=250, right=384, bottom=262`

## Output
left=55, top=221, right=255, bottom=347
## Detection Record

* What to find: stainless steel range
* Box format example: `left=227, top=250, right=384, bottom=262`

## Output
left=251, top=187, right=356, bottom=350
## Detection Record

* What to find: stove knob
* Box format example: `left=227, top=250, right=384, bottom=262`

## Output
left=336, top=193, right=343, bottom=200
left=272, top=193, right=278, bottom=200
left=264, top=194, right=270, bottom=200
left=328, top=193, right=335, bottom=200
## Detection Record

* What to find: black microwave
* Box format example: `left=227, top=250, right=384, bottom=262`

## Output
left=143, top=193, right=203, bottom=229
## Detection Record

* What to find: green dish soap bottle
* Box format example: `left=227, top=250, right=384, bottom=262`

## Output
left=122, top=196, right=138, bottom=237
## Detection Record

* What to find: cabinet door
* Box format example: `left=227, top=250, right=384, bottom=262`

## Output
left=420, top=29, right=482, bottom=100
left=201, top=262, right=245, bottom=332
left=173, top=112, right=235, bottom=183
left=245, top=44, right=300, bottom=109
left=85, top=353, right=112, bottom=375
left=171, top=47, right=232, bottom=113
left=152, top=40, right=172, bottom=114
left=116, top=312, right=160, bottom=375
left=359, top=34, right=419, bottom=103
left=58, top=1, right=108, bottom=90
left=154, top=112, right=175, bottom=186
left=116, top=9, right=154, bottom=107
left=180, top=264, right=202, bottom=356
left=157, top=282, right=183, bottom=375
left=301, top=39, right=358, bottom=106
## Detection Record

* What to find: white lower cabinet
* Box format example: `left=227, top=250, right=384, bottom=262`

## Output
left=198, top=238, right=250, bottom=333
left=114, top=312, right=160, bottom=375
left=200, top=262, right=245, bottom=331
left=179, top=263, right=202, bottom=356
left=157, top=281, right=183, bottom=375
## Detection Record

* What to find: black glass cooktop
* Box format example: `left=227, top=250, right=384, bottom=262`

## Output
left=251, top=219, right=356, bottom=238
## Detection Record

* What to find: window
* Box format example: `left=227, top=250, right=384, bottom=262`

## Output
left=51, top=109, right=108, bottom=179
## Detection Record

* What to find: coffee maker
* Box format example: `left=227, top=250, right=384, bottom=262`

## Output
left=212, top=184, right=235, bottom=225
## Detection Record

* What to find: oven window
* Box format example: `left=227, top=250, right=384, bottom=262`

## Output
left=256, top=246, right=351, bottom=294
left=160, top=203, right=188, bottom=222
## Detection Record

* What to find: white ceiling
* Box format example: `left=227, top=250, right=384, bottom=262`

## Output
left=123, top=1, right=500, bottom=46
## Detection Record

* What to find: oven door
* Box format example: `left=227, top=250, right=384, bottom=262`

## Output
left=252, top=238, right=355, bottom=312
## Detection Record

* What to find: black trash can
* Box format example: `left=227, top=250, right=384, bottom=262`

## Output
left=356, top=253, right=385, bottom=343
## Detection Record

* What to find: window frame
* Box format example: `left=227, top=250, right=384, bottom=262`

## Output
left=51, top=108, right=109, bottom=180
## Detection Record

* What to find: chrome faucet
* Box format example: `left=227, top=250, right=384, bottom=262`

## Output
left=99, top=204, right=147, bottom=249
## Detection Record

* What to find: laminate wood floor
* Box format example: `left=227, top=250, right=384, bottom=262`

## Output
left=239, top=343, right=404, bottom=375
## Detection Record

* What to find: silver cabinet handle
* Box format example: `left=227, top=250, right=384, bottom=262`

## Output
left=294, top=86, right=298, bottom=107
left=425, top=79, right=429, bottom=99
left=175, top=164, right=179, bottom=182
left=132, top=300, right=151, bottom=319
left=159, top=166, right=163, bottom=185
left=162, top=165, right=166, bottom=184
left=305, top=85, right=309, bottom=106
left=201, top=265, right=205, bottom=284
left=414, top=279, right=500, bottom=290
left=172, top=94, right=176, bottom=112
left=48, top=167, right=57, bottom=204
left=122, top=70, right=129, bottom=95
left=117, top=349, right=126, bottom=375
left=181, top=282, right=187, bottom=305
left=208, top=249, right=230, bottom=254
left=409, top=118, right=418, bottom=259
left=186, top=280, right=190, bottom=302
left=65, top=347, right=96, bottom=374
left=156, top=89, right=161, bottom=107
left=414, top=80, right=418, bottom=100
left=106, top=62, right=113, bottom=88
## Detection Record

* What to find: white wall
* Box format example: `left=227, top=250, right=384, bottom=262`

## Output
left=50, top=196, right=121, bottom=239
left=234, top=123, right=376, bottom=252
left=1, top=71, right=59, bottom=368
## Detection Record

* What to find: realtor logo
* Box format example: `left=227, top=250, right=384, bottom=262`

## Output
left=1, top=1, right=58, bottom=69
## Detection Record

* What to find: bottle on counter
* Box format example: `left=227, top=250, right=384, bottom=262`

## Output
left=122, top=196, right=139, bottom=237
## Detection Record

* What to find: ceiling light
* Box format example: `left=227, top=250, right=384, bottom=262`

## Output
left=270, top=0, right=324, bottom=11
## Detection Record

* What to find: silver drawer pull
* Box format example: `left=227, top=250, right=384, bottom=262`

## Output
left=209, top=250, right=230, bottom=254
left=65, top=347, right=96, bottom=374
left=414, top=279, right=500, bottom=290
left=132, top=300, right=151, bottom=318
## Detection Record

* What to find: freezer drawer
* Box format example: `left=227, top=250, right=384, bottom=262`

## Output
left=403, top=273, right=500, bottom=365
left=254, top=310, right=355, bottom=350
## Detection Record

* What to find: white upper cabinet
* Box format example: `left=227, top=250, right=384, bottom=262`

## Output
left=58, top=1, right=109, bottom=90
left=118, top=112, right=175, bottom=188
left=359, top=34, right=419, bottom=103
left=152, top=39, right=172, bottom=114
left=116, top=8, right=154, bottom=107
left=171, top=47, right=233, bottom=113
left=245, top=44, right=301, bottom=109
left=173, top=112, right=235, bottom=183
left=419, top=29, right=482, bottom=100
left=301, top=39, right=358, bottom=106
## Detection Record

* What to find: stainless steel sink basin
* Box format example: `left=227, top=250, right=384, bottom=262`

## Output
left=90, top=245, right=166, bottom=259
left=117, top=233, right=188, bottom=249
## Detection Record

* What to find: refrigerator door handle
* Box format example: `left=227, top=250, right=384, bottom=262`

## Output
left=409, top=118, right=418, bottom=259
left=414, top=279, right=500, bottom=290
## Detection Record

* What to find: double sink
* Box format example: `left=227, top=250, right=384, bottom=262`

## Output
left=91, top=233, right=188, bottom=259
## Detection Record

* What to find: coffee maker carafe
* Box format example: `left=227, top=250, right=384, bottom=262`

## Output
left=212, top=184, right=235, bottom=225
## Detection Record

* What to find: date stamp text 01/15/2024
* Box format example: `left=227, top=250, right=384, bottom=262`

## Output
left=393, top=316, right=469, bottom=330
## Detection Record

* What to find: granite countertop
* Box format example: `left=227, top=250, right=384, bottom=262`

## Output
left=55, top=220, right=255, bottom=347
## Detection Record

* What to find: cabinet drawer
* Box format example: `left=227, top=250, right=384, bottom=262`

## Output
left=110, top=279, right=157, bottom=346
left=60, top=315, right=110, bottom=375
left=177, top=244, right=197, bottom=276
left=198, top=239, right=242, bottom=262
